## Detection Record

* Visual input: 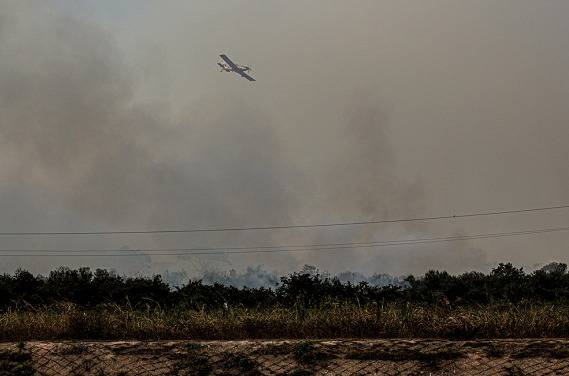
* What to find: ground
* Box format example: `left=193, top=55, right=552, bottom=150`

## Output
left=3, top=339, right=569, bottom=375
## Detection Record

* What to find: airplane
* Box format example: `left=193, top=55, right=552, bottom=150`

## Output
left=218, top=54, right=256, bottom=81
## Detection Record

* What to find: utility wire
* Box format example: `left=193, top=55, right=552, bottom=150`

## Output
left=1, top=225, right=568, bottom=256
left=1, top=225, right=568, bottom=253
left=0, top=204, right=568, bottom=236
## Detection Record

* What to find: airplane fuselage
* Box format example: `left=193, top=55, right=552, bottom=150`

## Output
left=218, top=63, right=249, bottom=73
left=218, top=54, right=255, bottom=81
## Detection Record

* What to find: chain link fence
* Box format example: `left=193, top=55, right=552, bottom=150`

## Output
left=2, top=339, right=569, bottom=375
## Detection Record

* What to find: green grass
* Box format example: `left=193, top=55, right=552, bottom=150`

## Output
left=1, top=303, right=569, bottom=340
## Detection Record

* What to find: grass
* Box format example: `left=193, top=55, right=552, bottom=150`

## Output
left=293, top=341, right=332, bottom=364
left=286, top=370, right=312, bottom=376
left=485, top=343, right=506, bottom=358
left=56, top=343, right=89, bottom=355
left=169, top=341, right=211, bottom=376
left=347, top=347, right=463, bottom=370
left=347, top=348, right=463, bottom=362
left=170, top=355, right=212, bottom=376
left=0, top=348, right=34, bottom=376
left=511, top=342, right=569, bottom=359
left=1, top=303, right=569, bottom=340
left=218, top=354, right=261, bottom=375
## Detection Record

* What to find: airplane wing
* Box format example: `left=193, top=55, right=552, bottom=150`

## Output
left=220, top=54, right=239, bottom=70
left=237, top=71, right=256, bottom=81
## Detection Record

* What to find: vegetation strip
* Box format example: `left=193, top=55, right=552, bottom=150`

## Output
left=1, top=263, right=569, bottom=339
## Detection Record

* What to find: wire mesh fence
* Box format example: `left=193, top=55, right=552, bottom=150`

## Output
left=2, top=339, right=569, bottom=375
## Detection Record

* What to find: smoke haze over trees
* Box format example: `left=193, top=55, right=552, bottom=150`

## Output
left=0, top=262, right=568, bottom=310
left=161, top=265, right=403, bottom=289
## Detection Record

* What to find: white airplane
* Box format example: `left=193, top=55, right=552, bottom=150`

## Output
left=218, top=54, right=255, bottom=81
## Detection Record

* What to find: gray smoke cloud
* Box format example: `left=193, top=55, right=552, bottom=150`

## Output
left=1, top=1, right=568, bottom=276
left=0, top=2, right=300, bottom=273
left=161, top=265, right=405, bottom=289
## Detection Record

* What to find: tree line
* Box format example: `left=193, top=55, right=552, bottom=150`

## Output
left=0, top=262, right=568, bottom=310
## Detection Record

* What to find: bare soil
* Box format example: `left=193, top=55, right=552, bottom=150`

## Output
left=3, top=339, right=569, bottom=375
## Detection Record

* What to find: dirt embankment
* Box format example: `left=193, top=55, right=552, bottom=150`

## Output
left=2, top=339, right=569, bottom=375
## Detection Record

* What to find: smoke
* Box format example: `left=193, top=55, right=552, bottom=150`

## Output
left=0, top=3, right=299, bottom=273
left=161, top=264, right=405, bottom=289
left=199, top=266, right=280, bottom=289
left=1, top=1, right=568, bottom=275
left=0, top=4, right=291, bottom=227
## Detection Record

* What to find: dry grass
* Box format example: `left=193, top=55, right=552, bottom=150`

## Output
left=1, top=303, right=569, bottom=340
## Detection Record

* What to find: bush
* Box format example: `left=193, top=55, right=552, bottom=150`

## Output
left=0, top=262, right=568, bottom=311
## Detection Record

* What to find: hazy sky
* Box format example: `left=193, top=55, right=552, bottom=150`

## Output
left=1, top=1, right=568, bottom=276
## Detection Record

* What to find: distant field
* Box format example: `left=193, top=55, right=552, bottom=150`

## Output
left=2, top=303, right=569, bottom=340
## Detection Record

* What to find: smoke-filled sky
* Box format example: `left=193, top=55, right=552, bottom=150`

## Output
left=0, top=1, right=568, bottom=277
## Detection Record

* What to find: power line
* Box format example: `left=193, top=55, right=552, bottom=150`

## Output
left=1, top=224, right=568, bottom=256
left=0, top=203, right=568, bottom=236
left=1, top=225, right=568, bottom=253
